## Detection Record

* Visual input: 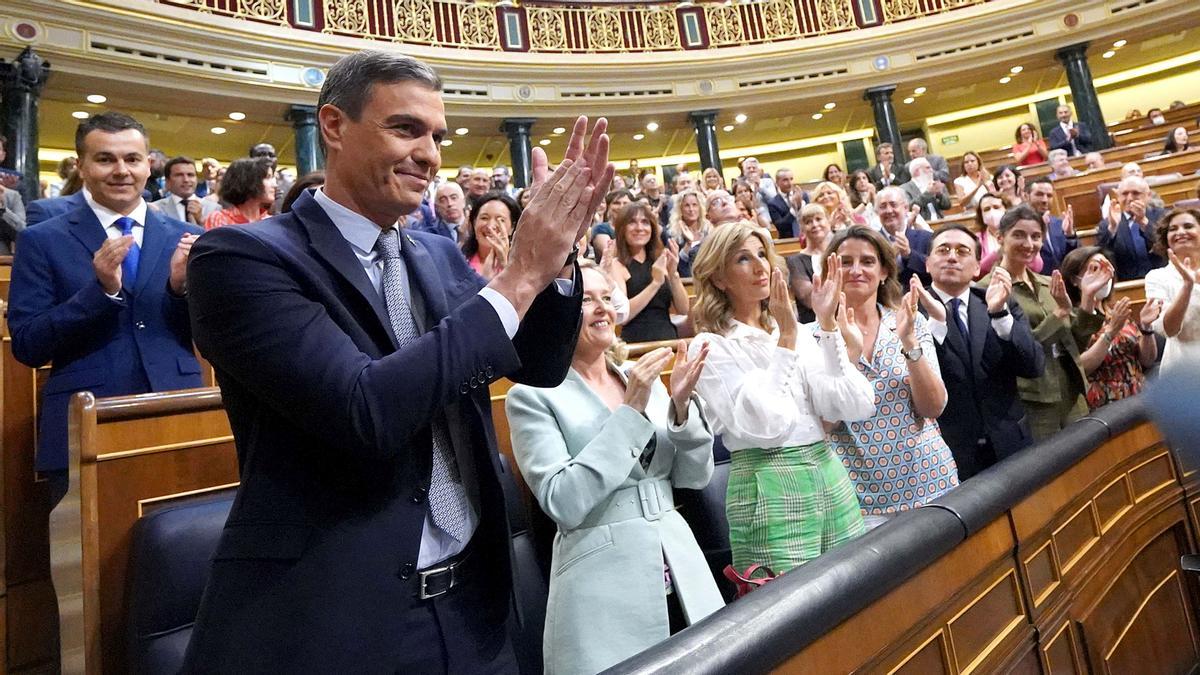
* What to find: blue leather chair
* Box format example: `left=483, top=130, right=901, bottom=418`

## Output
left=676, top=435, right=734, bottom=601
left=497, top=454, right=549, bottom=675
left=125, top=492, right=234, bottom=674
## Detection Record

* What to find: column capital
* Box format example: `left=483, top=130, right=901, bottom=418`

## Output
left=688, top=109, right=719, bottom=125
left=1055, top=42, right=1091, bottom=64
left=0, top=47, right=50, bottom=96
left=285, top=104, right=318, bottom=127
left=863, top=84, right=897, bottom=101
left=500, top=118, right=536, bottom=135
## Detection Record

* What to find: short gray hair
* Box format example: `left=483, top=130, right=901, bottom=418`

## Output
left=317, top=50, right=442, bottom=151
left=876, top=185, right=909, bottom=207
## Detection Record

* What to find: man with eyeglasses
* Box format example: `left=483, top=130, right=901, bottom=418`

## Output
left=916, top=224, right=1044, bottom=479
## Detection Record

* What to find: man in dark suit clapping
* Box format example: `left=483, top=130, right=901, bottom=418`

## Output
left=183, top=50, right=612, bottom=673
left=918, top=224, right=1045, bottom=479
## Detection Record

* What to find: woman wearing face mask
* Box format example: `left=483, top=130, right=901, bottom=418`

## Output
left=1059, top=247, right=1160, bottom=410
left=666, top=189, right=711, bottom=277
left=688, top=222, right=874, bottom=573
left=954, top=152, right=991, bottom=209
left=847, top=170, right=881, bottom=230
left=506, top=262, right=723, bottom=675
left=786, top=204, right=833, bottom=324
left=825, top=226, right=958, bottom=526
left=976, top=194, right=1038, bottom=277
left=1146, top=208, right=1200, bottom=374
left=979, top=205, right=1106, bottom=440
left=459, top=192, right=519, bottom=281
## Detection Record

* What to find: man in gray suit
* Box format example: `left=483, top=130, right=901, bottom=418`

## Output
left=908, top=137, right=950, bottom=183
left=0, top=134, right=27, bottom=254
left=150, top=156, right=219, bottom=227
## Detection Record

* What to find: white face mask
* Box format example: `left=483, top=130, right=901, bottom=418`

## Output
left=983, top=210, right=1003, bottom=229
left=1095, top=279, right=1113, bottom=300
left=1151, top=116, right=1165, bottom=126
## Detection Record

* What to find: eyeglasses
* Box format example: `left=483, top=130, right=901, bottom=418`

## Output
left=932, top=244, right=976, bottom=258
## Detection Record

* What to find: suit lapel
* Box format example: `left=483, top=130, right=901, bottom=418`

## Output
left=400, top=232, right=449, bottom=323
left=67, top=204, right=108, bottom=258
left=133, top=209, right=172, bottom=296
left=294, top=192, right=398, bottom=349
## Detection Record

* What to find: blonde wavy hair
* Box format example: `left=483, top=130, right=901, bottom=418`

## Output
left=667, top=189, right=711, bottom=245
left=577, top=259, right=629, bottom=363
left=690, top=220, right=782, bottom=335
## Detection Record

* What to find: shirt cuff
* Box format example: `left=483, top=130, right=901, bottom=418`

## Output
left=104, top=289, right=125, bottom=303
left=928, top=318, right=948, bottom=344
left=992, top=313, right=1014, bottom=340
left=478, top=287, right=519, bottom=339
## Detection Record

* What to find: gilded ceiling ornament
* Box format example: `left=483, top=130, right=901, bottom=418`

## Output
left=816, top=0, right=856, bottom=32
left=458, top=4, right=499, bottom=48
left=883, top=0, right=922, bottom=22
left=323, top=0, right=369, bottom=33
left=705, top=4, right=745, bottom=46
left=237, top=0, right=286, bottom=23
left=528, top=8, right=567, bottom=51
left=762, top=0, right=799, bottom=40
left=393, top=0, right=435, bottom=41
left=642, top=8, right=678, bottom=50
left=587, top=9, right=623, bottom=51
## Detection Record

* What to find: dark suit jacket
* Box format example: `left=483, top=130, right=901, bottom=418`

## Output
left=896, top=227, right=933, bottom=287
left=900, top=180, right=951, bottom=220
left=0, top=188, right=26, bottom=255
left=7, top=205, right=203, bottom=472
left=1047, top=123, right=1093, bottom=156
left=26, top=191, right=88, bottom=227
left=929, top=289, right=1044, bottom=479
left=869, top=162, right=910, bottom=190
left=765, top=193, right=797, bottom=239
left=1038, top=215, right=1079, bottom=274
left=182, top=191, right=581, bottom=671
left=1097, top=207, right=1166, bottom=280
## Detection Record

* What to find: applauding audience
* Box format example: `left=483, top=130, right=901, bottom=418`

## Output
left=824, top=226, right=958, bottom=524
left=981, top=205, right=1103, bottom=440
left=507, top=263, right=723, bottom=675
left=667, top=189, right=711, bottom=276
left=203, top=157, right=276, bottom=229
left=920, top=225, right=1043, bottom=479
left=786, top=204, right=833, bottom=324
left=1012, top=123, right=1048, bottom=166
left=689, top=222, right=874, bottom=573
left=460, top=191, right=519, bottom=280
left=954, top=151, right=991, bottom=209
left=1146, top=208, right=1200, bottom=373
left=1099, top=176, right=1166, bottom=280
left=611, top=202, right=689, bottom=342
left=1060, top=248, right=1159, bottom=409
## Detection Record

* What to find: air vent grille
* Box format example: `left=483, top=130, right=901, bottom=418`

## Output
left=916, top=30, right=1034, bottom=61
left=1110, top=0, right=1161, bottom=13
left=739, top=68, right=848, bottom=89
left=89, top=40, right=269, bottom=78
left=559, top=87, right=674, bottom=99
left=444, top=86, right=488, bottom=98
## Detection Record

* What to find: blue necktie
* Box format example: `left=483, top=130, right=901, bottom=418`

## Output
left=375, top=229, right=470, bottom=542
left=1129, top=218, right=1150, bottom=270
left=116, top=216, right=140, bottom=289
left=949, top=297, right=969, bottom=340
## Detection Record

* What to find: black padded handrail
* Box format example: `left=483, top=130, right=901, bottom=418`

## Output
left=605, top=396, right=1148, bottom=675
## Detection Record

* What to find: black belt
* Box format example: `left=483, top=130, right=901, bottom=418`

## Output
left=414, top=546, right=475, bottom=600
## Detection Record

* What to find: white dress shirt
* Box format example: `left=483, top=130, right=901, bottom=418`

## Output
left=926, top=285, right=1013, bottom=344
left=87, top=193, right=147, bottom=247
left=689, top=321, right=874, bottom=451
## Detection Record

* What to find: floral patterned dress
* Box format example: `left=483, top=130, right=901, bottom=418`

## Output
left=1084, top=321, right=1145, bottom=410
left=827, top=307, right=960, bottom=514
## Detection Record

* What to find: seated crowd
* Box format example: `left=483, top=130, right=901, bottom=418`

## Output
left=6, top=81, right=1200, bottom=674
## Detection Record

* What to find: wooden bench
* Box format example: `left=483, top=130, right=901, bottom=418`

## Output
left=70, top=387, right=238, bottom=674
left=1054, top=149, right=1200, bottom=228
left=1110, top=118, right=1200, bottom=149
left=1107, top=100, right=1200, bottom=135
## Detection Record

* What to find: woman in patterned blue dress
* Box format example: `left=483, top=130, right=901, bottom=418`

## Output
left=823, top=226, right=960, bottom=528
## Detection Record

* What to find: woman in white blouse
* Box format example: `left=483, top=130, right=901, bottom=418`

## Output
left=1146, top=208, right=1200, bottom=373
left=688, top=221, right=876, bottom=574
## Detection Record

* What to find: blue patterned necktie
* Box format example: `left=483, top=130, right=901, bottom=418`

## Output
left=375, top=229, right=470, bottom=542
left=115, top=216, right=140, bottom=289
left=1129, top=218, right=1150, bottom=269
left=949, top=297, right=969, bottom=340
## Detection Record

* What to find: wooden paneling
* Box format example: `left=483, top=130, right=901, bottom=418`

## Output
left=72, top=388, right=238, bottom=674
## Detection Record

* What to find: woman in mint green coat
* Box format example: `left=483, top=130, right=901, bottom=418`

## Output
left=506, top=264, right=724, bottom=675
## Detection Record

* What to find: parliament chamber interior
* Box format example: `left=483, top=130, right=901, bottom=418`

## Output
left=2, top=0, right=1200, bottom=672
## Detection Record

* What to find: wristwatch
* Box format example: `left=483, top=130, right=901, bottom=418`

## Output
left=987, top=307, right=1010, bottom=319
left=902, top=345, right=923, bottom=362
left=1138, top=323, right=1155, bottom=336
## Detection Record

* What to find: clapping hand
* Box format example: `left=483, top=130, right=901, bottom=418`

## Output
left=650, top=251, right=670, bottom=284
left=985, top=266, right=1013, bottom=313
left=810, top=254, right=843, bottom=331
left=1102, top=297, right=1132, bottom=340
left=893, top=228, right=912, bottom=258
left=895, top=282, right=921, bottom=348
left=767, top=267, right=798, bottom=345
left=1140, top=298, right=1163, bottom=328
left=622, top=347, right=673, bottom=414
left=1062, top=204, right=1076, bottom=237
left=835, top=292, right=863, bottom=363
left=1105, top=190, right=1121, bottom=229
left=1050, top=270, right=1072, bottom=319
left=912, top=276, right=947, bottom=323
left=1168, top=249, right=1199, bottom=288
left=664, top=239, right=681, bottom=279
left=1078, top=256, right=1114, bottom=311
left=668, top=340, right=708, bottom=423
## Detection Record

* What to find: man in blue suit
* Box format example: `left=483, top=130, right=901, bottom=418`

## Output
left=1025, top=177, right=1079, bottom=274
left=1047, top=104, right=1093, bottom=157
left=1098, top=175, right=1167, bottom=281
left=7, top=112, right=202, bottom=504
left=183, top=51, right=611, bottom=673
left=877, top=186, right=933, bottom=287
left=920, top=224, right=1045, bottom=479
left=765, top=168, right=798, bottom=238
left=25, top=189, right=87, bottom=227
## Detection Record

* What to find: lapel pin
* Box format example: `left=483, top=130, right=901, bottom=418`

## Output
left=405, top=234, right=416, bottom=246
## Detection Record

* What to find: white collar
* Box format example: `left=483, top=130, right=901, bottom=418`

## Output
left=314, top=187, right=397, bottom=257
left=85, top=192, right=147, bottom=230
left=725, top=319, right=779, bottom=343
left=931, top=284, right=971, bottom=306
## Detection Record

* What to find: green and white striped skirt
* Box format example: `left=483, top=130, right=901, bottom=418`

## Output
left=726, top=441, right=865, bottom=574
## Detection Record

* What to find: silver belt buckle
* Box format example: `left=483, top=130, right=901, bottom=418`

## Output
left=418, top=561, right=456, bottom=600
